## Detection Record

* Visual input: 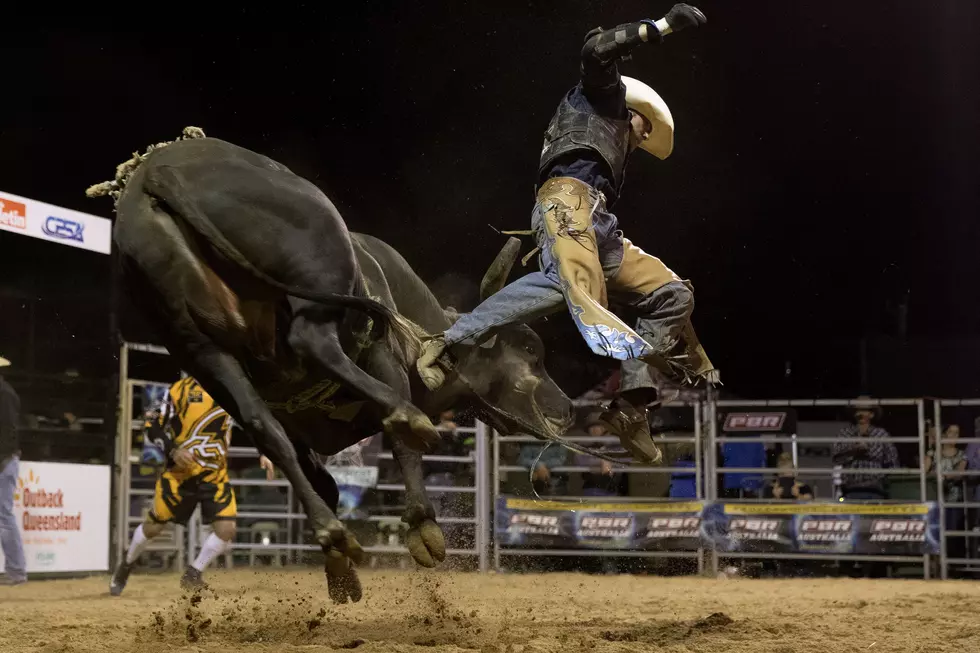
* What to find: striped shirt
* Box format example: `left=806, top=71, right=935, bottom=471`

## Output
left=832, top=425, right=899, bottom=492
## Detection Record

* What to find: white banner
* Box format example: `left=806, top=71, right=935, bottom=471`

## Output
left=0, top=189, right=111, bottom=255
left=0, top=461, right=111, bottom=573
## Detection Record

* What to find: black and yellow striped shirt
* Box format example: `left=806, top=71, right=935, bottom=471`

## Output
left=146, top=376, right=235, bottom=484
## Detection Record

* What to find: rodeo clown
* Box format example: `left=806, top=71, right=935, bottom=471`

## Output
left=418, top=4, right=717, bottom=464
left=110, top=375, right=274, bottom=595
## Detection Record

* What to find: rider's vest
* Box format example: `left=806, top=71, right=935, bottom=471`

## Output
left=538, top=89, right=632, bottom=195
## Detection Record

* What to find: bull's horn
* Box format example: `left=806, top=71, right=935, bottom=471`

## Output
left=480, top=237, right=522, bottom=301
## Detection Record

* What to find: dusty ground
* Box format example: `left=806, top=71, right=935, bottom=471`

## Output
left=1, top=568, right=978, bottom=653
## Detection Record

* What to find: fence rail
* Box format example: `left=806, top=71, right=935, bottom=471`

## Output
left=114, top=340, right=980, bottom=580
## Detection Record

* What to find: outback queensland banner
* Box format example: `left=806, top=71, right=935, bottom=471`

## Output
left=494, top=498, right=939, bottom=555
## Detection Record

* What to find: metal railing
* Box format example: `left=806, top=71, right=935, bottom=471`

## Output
left=114, top=341, right=491, bottom=571
left=491, top=401, right=704, bottom=573
left=112, top=341, right=980, bottom=580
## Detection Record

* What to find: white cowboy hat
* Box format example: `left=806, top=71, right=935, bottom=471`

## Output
left=622, top=75, right=675, bottom=160
left=0, top=357, right=10, bottom=368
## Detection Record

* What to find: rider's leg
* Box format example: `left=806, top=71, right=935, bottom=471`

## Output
left=417, top=271, right=565, bottom=390
left=607, top=237, right=716, bottom=386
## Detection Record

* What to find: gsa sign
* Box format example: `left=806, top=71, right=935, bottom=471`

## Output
left=43, top=216, right=85, bottom=242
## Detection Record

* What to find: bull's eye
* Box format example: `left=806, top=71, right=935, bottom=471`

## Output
left=524, top=344, right=536, bottom=356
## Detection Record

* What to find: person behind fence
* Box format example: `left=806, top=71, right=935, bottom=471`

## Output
left=924, top=422, right=967, bottom=562
left=831, top=398, right=898, bottom=501
left=764, top=452, right=813, bottom=501
left=110, top=375, right=274, bottom=595
left=416, top=3, right=717, bottom=465
left=0, top=356, right=27, bottom=587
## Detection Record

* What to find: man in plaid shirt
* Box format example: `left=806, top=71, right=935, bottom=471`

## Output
left=832, top=399, right=899, bottom=499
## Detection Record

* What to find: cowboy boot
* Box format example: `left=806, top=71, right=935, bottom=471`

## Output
left=597, top=397, right=663, bottom=464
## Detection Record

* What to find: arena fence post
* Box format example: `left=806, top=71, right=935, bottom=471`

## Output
left=932, top=399, right=947, bottom=580
left=492, top=426, right=501, bottom=572
left=693, top=399, right=705, bottom=576
left=112, top=340, right=130, bottom=568
left=706, top=395, right=720, bottom=577
left=475, top=420, right=491, bottom=572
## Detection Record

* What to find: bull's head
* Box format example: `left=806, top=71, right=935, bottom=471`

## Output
left=425, top=238, right=575, bottom=440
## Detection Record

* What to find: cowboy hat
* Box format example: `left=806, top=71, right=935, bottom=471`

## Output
left=852, top=395, right=882, bottom=419
left=622, top=75, right=674, bottom=160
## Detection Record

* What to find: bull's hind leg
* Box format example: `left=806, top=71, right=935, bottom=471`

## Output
left=296, top=449, right=362, bottom=603
left=177, top=343, right=363, bottom=567
left=286, top=304, right=439, bottom=449
left=115, top=202, right=361, bottom=576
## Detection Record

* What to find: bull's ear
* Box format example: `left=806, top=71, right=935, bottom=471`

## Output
left=480, top=237, right=522, bottom=301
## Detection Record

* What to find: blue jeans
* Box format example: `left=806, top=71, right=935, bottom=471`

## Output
left=444, top=200, right=694, bottom=393
left=0, top=456, right=26, bottom=581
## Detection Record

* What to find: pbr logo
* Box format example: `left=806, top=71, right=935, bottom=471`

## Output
left=798, top=518, right=852, bottom=542
left=723, top=412, right=787, bottom=432
left=509, top=512, right=560, bottom=536
left=646, top=516, right=700, bottom=539
left=729, top=517, right=781, bottom=540
left=577, top=515, right=633, bottom=539
left=869, top=519, right=925, bottom=543
left=43, top=215, right=84, bottom=242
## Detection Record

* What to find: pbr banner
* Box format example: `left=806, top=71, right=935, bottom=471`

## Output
left=494, top=498, right=938, bottom=555
left=494, top=498, right=705, bottom=551
left=703, top=502, right=939, bottom=556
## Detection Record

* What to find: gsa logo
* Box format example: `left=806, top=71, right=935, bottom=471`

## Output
left=43, top=216, right=84, bottom=242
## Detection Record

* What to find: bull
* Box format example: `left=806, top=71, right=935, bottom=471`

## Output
left=86, top=128, right=574, bottom=602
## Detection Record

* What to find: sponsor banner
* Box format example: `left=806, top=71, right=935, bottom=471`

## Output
left=494, top=498, right=705, bottom=551
left=0, top=189, right=111, bottom=255
left=0, top=461, right=111, bottom=573
left=494, top=498, right=939, bottom=556
left=325, top=465, right=379, bottom=519
left=698, top=502, right=937, bottom=555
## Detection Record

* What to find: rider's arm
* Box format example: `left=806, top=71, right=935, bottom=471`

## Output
left=580, top=4, right=706, bottom=107
left=145, top=392, right=179, bottom=461
left=579, top=21, right=660, bottom=107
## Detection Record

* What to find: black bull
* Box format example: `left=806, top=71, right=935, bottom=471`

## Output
left=88, top=134, right=574, bottom=602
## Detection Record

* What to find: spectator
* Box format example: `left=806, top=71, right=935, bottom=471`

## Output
left=831, top=398, right=899, bottom=500
left=573, top=415, right=626, bottom=498
left=518, top=441, right=568, bottom=497
left=764, top=452, right=813, bottom=500
left=924, top=423, right=967, bottom=561
left=0, top=356, right=26, bottom=586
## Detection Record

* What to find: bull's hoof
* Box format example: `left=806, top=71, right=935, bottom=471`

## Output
left=406, top=519, right=446, bottom=568
left=382, top=404, right=440, bottom=451
left=325, top=558, right=363, bottom=604
left=315, top=522, right=364, bottom=566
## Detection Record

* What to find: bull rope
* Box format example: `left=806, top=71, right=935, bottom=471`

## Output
left=85, top=126, right=206, bottom=207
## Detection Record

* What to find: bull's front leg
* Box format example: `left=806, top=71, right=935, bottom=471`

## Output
left=391, top=435, right=446, bottom=568
left=359, top=341, right=446, bottom=568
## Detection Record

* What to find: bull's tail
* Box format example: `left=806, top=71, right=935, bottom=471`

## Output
left=142, top=164, right=423, bottom=368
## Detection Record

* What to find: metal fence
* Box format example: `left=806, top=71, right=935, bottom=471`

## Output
left=114, top=341, right=980, bottom=580
left=114, top=341, right=490, bottom=571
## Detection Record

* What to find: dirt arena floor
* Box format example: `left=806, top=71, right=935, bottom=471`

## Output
left=2, top=567, right=979, bottom=653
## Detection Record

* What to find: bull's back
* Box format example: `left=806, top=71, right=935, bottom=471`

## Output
left=117, top=137, right=357, bottom=291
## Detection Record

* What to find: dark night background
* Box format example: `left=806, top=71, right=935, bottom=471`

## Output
left=2, top=1, right=979, bottom=402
